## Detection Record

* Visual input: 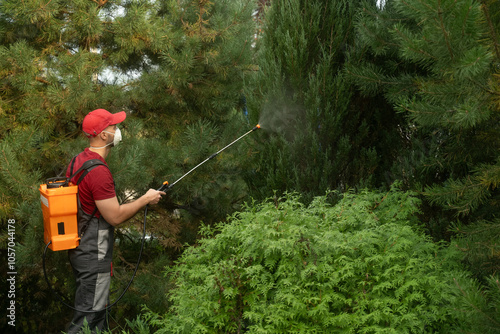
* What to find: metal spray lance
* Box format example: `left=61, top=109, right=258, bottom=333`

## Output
left=157, top=124, right=261, bottom=192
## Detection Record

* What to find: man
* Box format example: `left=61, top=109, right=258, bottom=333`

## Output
left=66, top=108, right=165, bottom=333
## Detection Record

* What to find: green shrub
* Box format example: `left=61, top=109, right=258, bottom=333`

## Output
left=145, top=186, right=482, bottom=333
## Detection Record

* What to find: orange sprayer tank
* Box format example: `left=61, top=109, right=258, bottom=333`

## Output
left=39, top=183, right=80, bottom=251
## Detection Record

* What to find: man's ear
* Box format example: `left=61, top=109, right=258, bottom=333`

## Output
left=98, top=131, right=108, bottom=141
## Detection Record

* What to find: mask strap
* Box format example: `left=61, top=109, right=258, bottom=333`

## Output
left=90, top=142, right=113, bottom=150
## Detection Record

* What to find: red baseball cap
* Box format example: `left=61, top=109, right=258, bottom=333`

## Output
left=82, top=109, right=126, bottom=137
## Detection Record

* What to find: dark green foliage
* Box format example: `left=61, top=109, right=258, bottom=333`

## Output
left=450, top=274, right=500, bottom=334
left=450, top=219, right=500, bottom=279
left=347, top=0, right=500, bottom=275
left=347, top=0, right=497, bottom=189
left=348, top=0, right=499, bottom=203
left=244, top=0, right=406, bottom=204
left=145, top=186, right=487, bottom=333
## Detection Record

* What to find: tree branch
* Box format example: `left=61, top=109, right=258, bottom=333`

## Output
left=481, top=2, right=500, bottom=60
left=35, top=76, right=51, bottom=85
left=436, top=0, right=454, bottom=60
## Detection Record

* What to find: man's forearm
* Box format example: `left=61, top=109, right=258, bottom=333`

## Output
left=96, top=189, right=164, bottom=226
left=98, top=196, right=149, bottom=226
left=111, top=196, right=149, bottom=226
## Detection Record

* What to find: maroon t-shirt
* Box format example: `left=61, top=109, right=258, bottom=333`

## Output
left=66, top=148, right=116, bottom=217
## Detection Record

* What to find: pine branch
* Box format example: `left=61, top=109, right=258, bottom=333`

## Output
left=436, top=0, right=454, bottom=60
left=1, top=149, right=37, bottom=191
left=392, top=25, right=437, bottom=62
left=481, top=1, right=500, bottom=60
left=35, top=76, right=51, bottom=85
left=453, top=277, right=500, bottom=328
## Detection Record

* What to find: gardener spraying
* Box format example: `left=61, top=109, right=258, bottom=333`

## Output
left=66, top=108, right=165, bottom=333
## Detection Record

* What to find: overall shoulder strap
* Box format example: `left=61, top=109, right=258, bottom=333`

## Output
left=69, top=154, right=78, bottom=176
left=71, top=158, right=110, bottom=237
left=69, top=159, right=108, bottom=185
left=74, top=159, right=108, bottom=185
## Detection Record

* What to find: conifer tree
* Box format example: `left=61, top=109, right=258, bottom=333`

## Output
left=145, top=187, right=495, bottom=333
left=0, top=1, right=167, bottom=331
left=130, top=0, right=256, bottom=228
left=244, top=0, right=405, bottom=203
left=346, top=0, right=499, bottom=307
left=0, top=0, right=256, bottom=331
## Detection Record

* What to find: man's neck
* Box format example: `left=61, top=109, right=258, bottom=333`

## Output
left=89, top=146, right=110, bottom=160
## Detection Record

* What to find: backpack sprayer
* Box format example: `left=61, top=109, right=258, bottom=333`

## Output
left=41, top=124, right=261, bottom=312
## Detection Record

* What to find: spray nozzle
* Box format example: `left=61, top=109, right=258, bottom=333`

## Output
left=252, top=124, right=261, bottom=131
left=157, top=181, right=170, bottom=192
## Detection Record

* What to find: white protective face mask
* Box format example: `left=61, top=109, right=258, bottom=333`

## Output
left=91, top=127, right=122, bottom=149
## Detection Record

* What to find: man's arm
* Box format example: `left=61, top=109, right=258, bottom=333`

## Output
left=95, top=189, right=165, bottom=226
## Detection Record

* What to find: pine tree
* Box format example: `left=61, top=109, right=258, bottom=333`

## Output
left=0, top=0, right=256, bottom=332
left=244, top=0, right=406, bottom=204
left=129, top=0, right=256, bottom=229
left=346, top=0, right=500, bottom=290
left=0, top=1, right=167, bottom=331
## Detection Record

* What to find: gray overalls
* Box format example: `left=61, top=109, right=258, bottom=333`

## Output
left=66, top=158, right=115, bottom=333
left=67, top=209, right=114, bottom=333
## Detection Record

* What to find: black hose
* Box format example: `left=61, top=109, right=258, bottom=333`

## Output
left=42, top=205, right=149, bottom=313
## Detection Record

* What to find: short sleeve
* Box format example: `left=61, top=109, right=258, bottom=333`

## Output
left=87, top=165, right=116, bottom=201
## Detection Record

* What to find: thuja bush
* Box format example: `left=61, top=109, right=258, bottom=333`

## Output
left=145, top=186, right=480, bottom=333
